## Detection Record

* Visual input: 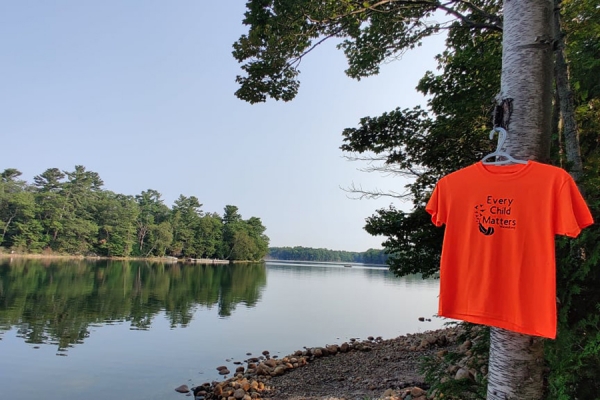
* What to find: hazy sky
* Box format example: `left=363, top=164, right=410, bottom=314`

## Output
left=1, top=1, right=446, bottom=252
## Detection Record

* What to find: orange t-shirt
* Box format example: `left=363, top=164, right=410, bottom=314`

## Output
left=426, top=161, right=593, bottom=338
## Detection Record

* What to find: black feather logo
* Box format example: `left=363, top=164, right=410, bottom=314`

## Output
left=478, top=223, right=494, bottom=236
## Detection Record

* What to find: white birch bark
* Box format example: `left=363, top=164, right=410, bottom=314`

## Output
left=498, top=0, right=554, bottom=161
left=487, top=0, right=554, bottom=399
left=487, top=327, right=545, bottom=399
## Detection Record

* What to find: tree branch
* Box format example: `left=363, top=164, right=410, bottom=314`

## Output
left=449, top=0, right=503, bottom=28
left=438, top=0, right=502, bottom=31
left=340, top=182, right=413, bottom=200
left=287, top=27, right=344, bottom=69
left=305, top=0, right=501, bottom=32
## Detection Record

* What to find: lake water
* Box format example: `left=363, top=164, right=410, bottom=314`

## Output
left=0, top=258, right=444, bottom=400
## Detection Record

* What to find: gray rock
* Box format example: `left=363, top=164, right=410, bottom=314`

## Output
left=455, top=367, right=472, bottom=380
left=233, top=388, right=246, bottom=399
left=175, top=384, right=190, bottom=393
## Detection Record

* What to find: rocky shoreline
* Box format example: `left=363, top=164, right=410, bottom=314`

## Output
left=174, top=324, right=484, bottom=400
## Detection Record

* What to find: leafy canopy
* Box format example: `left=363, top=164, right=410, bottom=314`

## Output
left=233, top=0, right=502, bottom=103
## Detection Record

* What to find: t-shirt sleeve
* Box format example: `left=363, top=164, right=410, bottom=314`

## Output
left=555, top=177, right=594, bottom=237
left=426, top=180, right=446, bottom=227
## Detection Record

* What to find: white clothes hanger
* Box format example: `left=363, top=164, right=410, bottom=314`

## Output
left=481, top=127, right=528, bottom=165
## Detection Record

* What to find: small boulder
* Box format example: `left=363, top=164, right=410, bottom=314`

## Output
left=272, top=365, right=287, bottom=376
left=175, top=385, right=190, bottom=393
left=264, top=359, right=277, bottom=368
left=455, top=367, right=472, bottom=380
left=410, top=386, right=426, bottom=397
left=326, top=344, right=339, bottom=354
left=233, top=388, right=246, bottom=399
left=459, top=340, right=472, bottom=353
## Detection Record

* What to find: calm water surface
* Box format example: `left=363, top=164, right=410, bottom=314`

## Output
left=0, top=258, right=444, bottom=400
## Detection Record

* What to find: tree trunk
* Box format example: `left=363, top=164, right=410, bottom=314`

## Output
left=487, top=0, right=554, bottom=399
left=488, top=328, right=545, bottom=399
left=553, top=0, right=583, bottom=181
left=1, top=214, right=16, bottom=243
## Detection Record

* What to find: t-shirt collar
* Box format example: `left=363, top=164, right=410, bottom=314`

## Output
left=475, top=160, right=535, bottom=180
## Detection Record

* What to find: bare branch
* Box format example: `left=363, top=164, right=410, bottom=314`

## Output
left=342, top=153, right=426, bottom=178
left=340, top=182, right=413, bottom=201
left=340, top=152, right=426, bottom=201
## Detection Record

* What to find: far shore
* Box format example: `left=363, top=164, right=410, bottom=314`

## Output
left=0, top=252, right=234, bottom=264
left=0, top=252, right=173, bottom=261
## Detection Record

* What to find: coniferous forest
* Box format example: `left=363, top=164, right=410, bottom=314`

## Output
left=0, top=166, right=269, bottom=261
left=268, top=246, right=388, bottom=264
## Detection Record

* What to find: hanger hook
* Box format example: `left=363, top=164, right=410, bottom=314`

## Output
left=490, top=127, right=507, bottom=152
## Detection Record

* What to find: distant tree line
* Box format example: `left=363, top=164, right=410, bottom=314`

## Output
left=0, top=166, right=269, bottom=261
left=268, top=246, right=388, bottom=264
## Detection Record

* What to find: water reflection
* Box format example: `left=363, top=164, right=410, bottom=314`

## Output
left=265, top=261, right=435, bottom=286
left=0, top=259, right=266, bottom=350
left=0, top=259, right=443, bottom=400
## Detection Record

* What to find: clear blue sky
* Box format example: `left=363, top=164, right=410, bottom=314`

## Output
left=0, top=1, right=446, bottom=252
